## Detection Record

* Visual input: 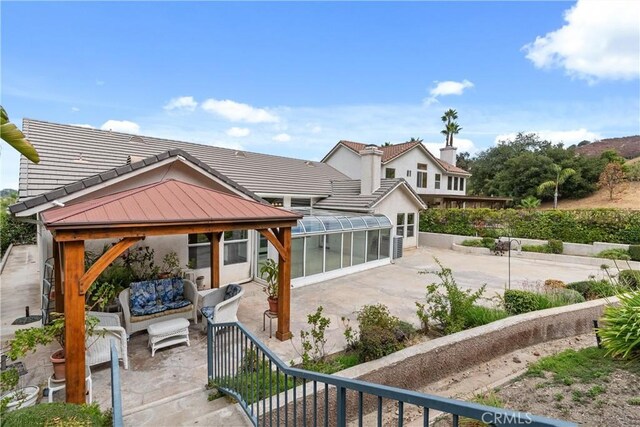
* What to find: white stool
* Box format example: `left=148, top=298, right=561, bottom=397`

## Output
left=147, top=318, right=190, bottom=357
left=47, top=366, right=92, bottom=403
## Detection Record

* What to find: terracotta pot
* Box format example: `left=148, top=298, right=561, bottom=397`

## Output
left=51, top=349, right=66, bottom=380
left=267, top=297, right=278, bottom=314
left=158, top=272, right=171, bottom=279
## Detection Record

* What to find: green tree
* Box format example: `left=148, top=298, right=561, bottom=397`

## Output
left=1, top=106, right=40, bottom=163
left=537, top=164, right=576, bottom=209
left=440, top=109, right=461, bottom=147
left=456, top=151, right=473, bottom=171
left=407, top=137, right=423, bottom=143
left=598, top=162, right=626, bottom=200
left=518, top=196, right=541, bottom=210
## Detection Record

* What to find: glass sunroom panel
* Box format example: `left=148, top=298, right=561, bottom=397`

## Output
left=352, top=231, right=366, bottom=265
left=375, top=215, right=392, bottom=227
left=342, top=232, right=352, bottom=267
left=305, top=234, right=324, bottom=275
left=319, top=216, right=342, bottom=231
left=367, top=230, right=380, bottom=261
left=301, top=217, right=325, bottom=233
left=350, top=217, right=367, bottom=229
left=363, top=216, right=379, bottom=228
left=338, top=217, right=353, bottom=230
left=292, top=220, right=305, bottom=235
left=291, top=238, right=304, bottom=279
left=379, top=228, right=391, bottom=259
left=325, top=233, right=342, bottom=272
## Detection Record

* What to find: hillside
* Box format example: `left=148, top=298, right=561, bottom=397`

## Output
left=573, top=135, right=640, bottom=159
left=541, top=181, right=640, bottom=210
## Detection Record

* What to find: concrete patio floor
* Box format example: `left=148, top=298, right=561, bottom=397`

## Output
left=1, top=245, right=602, bottom=422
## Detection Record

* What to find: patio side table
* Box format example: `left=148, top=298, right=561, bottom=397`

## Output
left=263, top=310, right=277, bottom=338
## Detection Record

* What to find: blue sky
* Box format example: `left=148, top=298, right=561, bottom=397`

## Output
left=2, top=1, right=639, bottom=190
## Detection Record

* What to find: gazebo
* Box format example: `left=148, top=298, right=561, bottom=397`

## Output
left=41, top=179, right=302, bottom=403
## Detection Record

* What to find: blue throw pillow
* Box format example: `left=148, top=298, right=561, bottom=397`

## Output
left=155, top=278, right=175, bottom=305
left=201, top=306, right=215, bottom=320
left=224, top=284, right=241, bottom=301
left=130, top=281, right=157, bottom=311
left=172, top=277, right=185, bottom=302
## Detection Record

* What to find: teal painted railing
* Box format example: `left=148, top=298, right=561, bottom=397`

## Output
left=206, top=320, right=575, bottom=427
left=110, top=341, right=124, bottom=427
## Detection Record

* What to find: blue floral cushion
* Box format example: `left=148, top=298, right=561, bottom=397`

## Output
left=224, top=284, right=241, bottom=301
left=155, top=279, right=175, bottom=305
left=131, top=303, right=165, bottom=317
left=130, top=281, right=157, bottom=312
left=201, top=306, right=215, bottom=320
left=172, top=278, right=185, bottom=302
left=165, top=299, right=191, bottom=310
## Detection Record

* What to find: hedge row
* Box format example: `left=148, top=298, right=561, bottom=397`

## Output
left=419, top=209, right=640, bottom=245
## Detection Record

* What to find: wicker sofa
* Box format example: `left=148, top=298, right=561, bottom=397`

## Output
left=119, top=278, right=198, bottom=335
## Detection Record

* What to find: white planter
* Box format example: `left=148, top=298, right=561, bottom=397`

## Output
left=2, top=386, right=40, bottom=411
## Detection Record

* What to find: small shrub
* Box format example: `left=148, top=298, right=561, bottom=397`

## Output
left=544, top=279, right=565, bottom=289
left=567, top=280, right=620, bottom=300
left=1, top=403, right=111, bottom=427
left=629, top=245, right=640, bottom=262
left=521, top=244, right=550, bottom=254
left=619, top=270, right=640, bottom=289
left=597, top=248, right=631, bottom=260
left=597, top=290, right=640, bottom=360
left=395, top=320, right=416, bottom=342
left=462, top=305, right=509, bottom=329
left=461, top=239, right=484, bottom=247
left=503, top=290, right=540, bottom=314
left=481, top=237, right=496, bottom=250
left=358, top=325, right=401, bottom=362
left=545, top=288, right=586, bottom=306
left=357, top=304, right=399, bottom=332
left=548, top=239, right=563, bottom=254
left=299, top=306, right=331, bottom=368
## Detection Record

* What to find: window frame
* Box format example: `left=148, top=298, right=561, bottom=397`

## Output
left=416, top=171, right=428, bottom=188
left=435, top=173, right=441, bottom=190
left=454, top=177, right=459, bottom=191
left=396, top=213, right=405, bottom=237
left=385, top=168, right=396, bottom=179
left=447, top=176, right=453, bottom=190
left=459, top=178, right=464, bottom=192
left=223, top=230, right=249, bottom=266
left=406, top=213, right=415, bottom=237
left=188, top=234, right=211, bottom=269
left=417, top=163, right=428, bottom=171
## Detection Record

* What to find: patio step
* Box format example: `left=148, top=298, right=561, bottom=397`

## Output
left=123, top=387, right=252, bottom=426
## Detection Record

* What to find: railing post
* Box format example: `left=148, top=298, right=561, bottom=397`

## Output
left=111, top=341, right=124, bottom=427
left=337, top=385, right=347, bottom=427
left=207, top=320, right=213, bottom=380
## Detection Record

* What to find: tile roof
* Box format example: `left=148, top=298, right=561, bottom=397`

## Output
left=41, top=179, right=301, bottom=228
left=313, top=178, right=426, bottom=211
left=332, top=140, right=470, bottom=175
left=9, top=149, right=263, bottom=214
left=19, top=119, right=349, bottom=200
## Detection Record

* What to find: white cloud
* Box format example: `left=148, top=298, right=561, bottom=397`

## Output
left=272, top=133, right=291, bottom=142
left=164, top=96, right=198, bottom=112
left=201, top=98, right=279, bottom=123
left=523, top=0, right=640, bottom=81
left=71, top=107, right=80, bottom=112
left=100, top=120, right=140, bottom=134
left=425, top=79, right=474, bottom=104
left=226, top=127, right=251, bottom=137
left=494, top=128, right=601, bottom=145
left=69, top=124, right=95, bottom=129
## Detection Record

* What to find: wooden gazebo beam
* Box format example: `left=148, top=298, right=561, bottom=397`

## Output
left=63, top=240, right=86, bottom=404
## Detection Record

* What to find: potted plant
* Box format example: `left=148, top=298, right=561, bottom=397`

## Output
left=1, top=367, right=39, bottom=414
left=259, top=259, right=279, bottom=313
left=159, top=251, right=182, bottom=279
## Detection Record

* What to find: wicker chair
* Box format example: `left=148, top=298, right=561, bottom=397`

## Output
left=199, top=284, right=244, bottom=330
left=86, top=311, right=129, bottom=369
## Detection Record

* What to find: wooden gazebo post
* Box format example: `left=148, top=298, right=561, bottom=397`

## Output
left=276, top=227, right=292, bottom=340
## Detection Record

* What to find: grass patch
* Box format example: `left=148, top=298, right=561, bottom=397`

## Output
left=1, top=403, right=111, bottom=427
left=462, top=305, right=509, bottom=329
left=628, top=397, right=640, bottom=405
left=596, top=248, right=631, bottom=260
left=304, top=352, right=360, bottom=374
left=459, top=391, right=504, bottom=427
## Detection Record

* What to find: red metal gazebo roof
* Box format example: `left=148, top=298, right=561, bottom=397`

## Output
left=42, top=179, right=301, bottom=227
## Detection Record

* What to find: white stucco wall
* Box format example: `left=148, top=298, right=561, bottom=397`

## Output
left=384, top=147, right=467, bottom=196
left=324, top=146, right=362, bottom=179
left=373, top=186, right=421, bottom=249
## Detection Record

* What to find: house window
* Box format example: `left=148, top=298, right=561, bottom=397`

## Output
left=448, top=176, right=453, bottom=190
left=224, top=230, right=248, bottom=265
left=406, top=170, right=411, bottom=177
left=454, top=177, right=459, bottom=191
left=417, top=163, right=427, bottom=170
left=435, top=174, right=441, bottom=190
left=407, top=213, right=415, bottom=237
left=460, top=178, right=465, bottom=192
left=396, top=213, right=405, bottom=237
left=417, top=171, right=428, bottom=188
left=385, top=168, right=396, bottom=179
left=188, top=234, right=210, bottom=268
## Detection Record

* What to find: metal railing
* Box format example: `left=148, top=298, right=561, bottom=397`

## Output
left=207, top=320, right=575, bottom=427
left=110, top=341, right=124, bottom=427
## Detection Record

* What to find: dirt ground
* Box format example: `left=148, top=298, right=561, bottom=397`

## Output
left=541, top=181, right=640, bottom=210
left=496, top=366, right=640, bottom=426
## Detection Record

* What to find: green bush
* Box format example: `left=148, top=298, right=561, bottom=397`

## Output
left=619, top=270, right=640, bottom=289
left=0, top=196, right=36, bottom=256
left=396, top=320, right=416, bottom=341
left=597, top=291, right=640, bottom=361
left=462, top=305, right=509, bottom=329
left=503, top=290, right=541, bottom=314
left=1, top=403, right=111, bottom=427
left=548, top=239, right=563, bottom=254
left=481, top=237, right=496, bottom=249
left=357, top=304, right=399, bottom=332
left=461, top=238, right=495, bottom=250
left=461, top=239, right=484, bottom=247
left=628, top=245, right=640, bottom=261
left=357, top=325, right=401, bottom=362
left=419, top=208, right=640, bottom=245
left=597, top=248, right=631, bottom=260
left=521, top=244, right=551, bottom=254
left=567, top=280, right=620, bottom=300
left=545, top=288, right=586, bottom=306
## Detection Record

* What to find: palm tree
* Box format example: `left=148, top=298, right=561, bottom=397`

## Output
left=537, top=164, right=576, bottom=209
left=518, top=196, right=541, bottom=210
left=440, top=109, right=460, bottom=147
left=407, top=137, right=423, bottom=143
left=1, top=106, right=40, bottom=163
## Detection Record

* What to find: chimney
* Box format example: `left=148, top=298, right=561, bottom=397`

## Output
left=439, top=145, right=457, bottom=166
left=359, top=145, right=383, bottom=195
